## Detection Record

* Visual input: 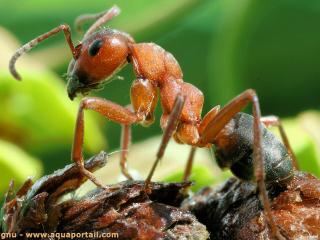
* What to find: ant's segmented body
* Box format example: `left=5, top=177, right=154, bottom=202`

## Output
left=10, top=5, right=298, bottom=239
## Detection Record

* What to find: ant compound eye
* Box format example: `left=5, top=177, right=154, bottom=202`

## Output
left=88, top=39, right=103, bottom=57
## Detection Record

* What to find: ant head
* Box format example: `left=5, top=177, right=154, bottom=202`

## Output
left=66, top=29, right=134, bottom=100
left=9, top=5, right=134, bottom=100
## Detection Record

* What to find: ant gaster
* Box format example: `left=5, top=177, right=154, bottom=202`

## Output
left=10, top=5, right=298, bottom=239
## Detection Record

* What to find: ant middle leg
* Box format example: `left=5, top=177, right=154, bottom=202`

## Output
left=199, top=89, right=284, bottom=240
left=72, top=97, right=139, bottom=188
left=144, top=94, right=186, bottom=188
left=182, top=105, right=221, bottom=182
left=118, top=104, right=135, bottom=180
left=120, top=124, right=133, bottom=180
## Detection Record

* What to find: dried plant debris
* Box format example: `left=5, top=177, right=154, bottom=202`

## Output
left=57, top=181, right=209, bottom=240
left=182, top=171, right=320, bottom=239
left=1, top=151, right=108, bottom=234
left=1, top=151, right=209, bottom=240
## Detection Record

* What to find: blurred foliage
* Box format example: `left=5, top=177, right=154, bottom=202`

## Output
left=0, top=139, right=42, bottom=193
left=0, top=0, right=320, bottom=197
left=163, top=165, right=231, bottom=192
left=280, top=117, right=320, bottom=176
left=1, top=0, right=199, bottom=43
left=0, top=71, right=106, bottom=165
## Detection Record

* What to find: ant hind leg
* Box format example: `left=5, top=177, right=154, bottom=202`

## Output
left=199, top=89, right=285, bottom=240
left=261, top=115, right=299, bottom=170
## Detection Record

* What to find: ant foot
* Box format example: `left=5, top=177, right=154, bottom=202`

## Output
left=121, top=168, right=134, bottom=181
left=78, top=166, right=106, bottom=189
left=143, top=181, right=152, bottom=195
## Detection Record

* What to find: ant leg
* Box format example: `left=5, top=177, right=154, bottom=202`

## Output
left=119, top=105, right=136, bottom=180
left=261, top=115, right=299, bottom=170
left=72, top=97, right=139, bottom=188
left=200, top=89, right=284, bottom=240
left=145, top=94, right=186, bottom=188
left=9, top=24, right=78, bottom=80
left=183, top=147, right=197, bottom=182
left=120, top=124, right=133, bottom=180
left=181, top=105, right=221, bottom=183
left=177, top=105, right=222, bottom=182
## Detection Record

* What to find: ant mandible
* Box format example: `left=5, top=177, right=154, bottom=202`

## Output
left=10, top=5, right=298, bottom=239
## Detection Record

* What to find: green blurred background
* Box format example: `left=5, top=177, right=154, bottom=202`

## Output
left=0, top=0, right=320, bottom=194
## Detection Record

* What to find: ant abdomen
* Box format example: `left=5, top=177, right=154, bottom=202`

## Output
left=214, top=113, right=294, bottom=186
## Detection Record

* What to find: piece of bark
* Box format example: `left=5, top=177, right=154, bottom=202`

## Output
left=1, top=152, right=209, bottom=240
left=182, top=171, right=320, bottom=239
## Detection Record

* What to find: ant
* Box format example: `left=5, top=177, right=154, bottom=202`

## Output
left=9, top=5, right=299, bottom=239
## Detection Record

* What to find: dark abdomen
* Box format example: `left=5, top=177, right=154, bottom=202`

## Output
left=214, top=113, right=294, bottom=186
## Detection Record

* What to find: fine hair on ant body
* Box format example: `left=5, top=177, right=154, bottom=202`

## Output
left=10, top=5, right=299, bottom=239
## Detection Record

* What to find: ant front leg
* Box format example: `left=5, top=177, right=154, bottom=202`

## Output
left=72, top=97, right=139, bottom=188
left=261, top=115, right=299, bottom=170
left=200, top=89, right=284, bottom=240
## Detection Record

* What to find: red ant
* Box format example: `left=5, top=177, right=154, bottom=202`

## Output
left=9, top=5, right=298, bottom=239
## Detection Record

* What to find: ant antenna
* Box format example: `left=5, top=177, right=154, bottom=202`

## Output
left=75, top=10, right=109, bottom=35
left=9, top=24, right=78, bottom=80
left=78, top=5, right=121, bottom=39
left=107, top=149, right=129, bottom=157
